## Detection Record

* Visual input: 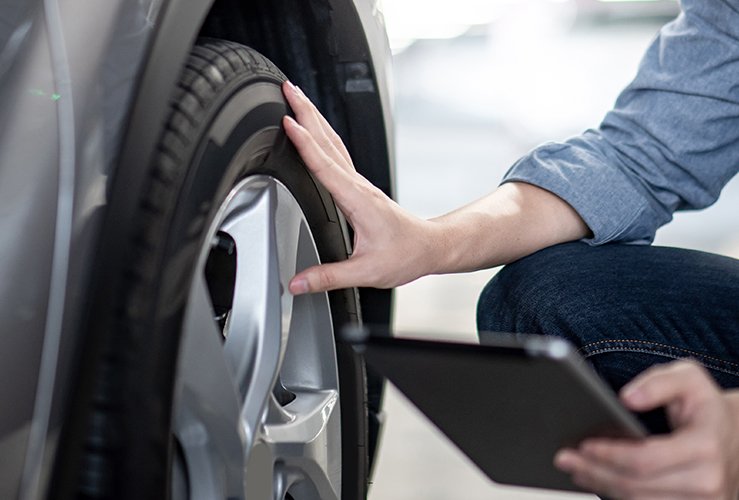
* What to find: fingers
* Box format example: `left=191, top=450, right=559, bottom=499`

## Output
left=282, top=81, right=354, bottom=170
left=289, top=258, right=373, bottom=295
left=556, top=447, right=699, bottom=499
left=282, top=115, right=360, bottom=219
left=556, top=444, right=723, bottom=499
left=576, top=434, right=697, bottom=478
left=620, top=360, right=716, bottom=412
left=555, top=448, right=633, bottom=498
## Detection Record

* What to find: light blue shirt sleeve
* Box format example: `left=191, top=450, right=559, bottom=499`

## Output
left=501, top=0, right=739, bottom=245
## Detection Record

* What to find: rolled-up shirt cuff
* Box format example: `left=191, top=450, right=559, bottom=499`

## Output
left=501, top=136, right=655, bottom=245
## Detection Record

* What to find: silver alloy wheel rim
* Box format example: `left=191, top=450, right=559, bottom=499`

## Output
left=173, top=175, right=342, bottom=500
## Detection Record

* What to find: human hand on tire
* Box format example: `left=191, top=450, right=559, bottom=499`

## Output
left=282, top=81, right=439, bottom=294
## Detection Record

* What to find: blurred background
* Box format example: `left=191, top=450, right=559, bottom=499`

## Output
left=367, top=0, right=739, bottom=498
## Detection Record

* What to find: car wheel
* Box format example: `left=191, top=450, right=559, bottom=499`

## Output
left=80, top=39, right=367, bottom=500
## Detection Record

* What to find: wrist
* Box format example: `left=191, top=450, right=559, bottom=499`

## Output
left=422, top=215, right=483, bottom=275
left=414, top=218, right=451, bottom=276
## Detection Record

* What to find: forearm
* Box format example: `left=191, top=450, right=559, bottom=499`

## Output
left=284, top=82, right=591, bottom=293
left=426, top=181, right=590, bottom=274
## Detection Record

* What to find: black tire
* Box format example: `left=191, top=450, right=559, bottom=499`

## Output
left=79, top=39, right=368, bottom=499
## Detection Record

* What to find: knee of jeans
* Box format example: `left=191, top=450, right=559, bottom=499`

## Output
left=476, top=273, right=511, bottom=333
left=476, top=262, right=554, bottom=335
left=477, top=243, right=600, bottom=340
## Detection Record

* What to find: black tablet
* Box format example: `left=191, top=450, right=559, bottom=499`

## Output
left=347, top=328, right=648, bottom=493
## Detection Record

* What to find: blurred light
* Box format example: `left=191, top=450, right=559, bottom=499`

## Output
left=384, top=0, right=677, bottom=52
left=383, top=0, right=514, bottom=53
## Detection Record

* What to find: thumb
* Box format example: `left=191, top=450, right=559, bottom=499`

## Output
left=620, top=361, right=713, bottom=412
left=289, top=260, right=366, bottom=295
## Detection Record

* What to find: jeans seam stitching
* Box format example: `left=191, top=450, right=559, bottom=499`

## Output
left=582, top=347, right=739, bottom=378
left=578, top=339, right=739, bottom=368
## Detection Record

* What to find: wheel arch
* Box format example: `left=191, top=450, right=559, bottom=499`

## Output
left=198, top=0, right=395, bottom=194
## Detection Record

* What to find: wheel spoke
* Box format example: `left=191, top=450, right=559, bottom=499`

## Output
left=280, top=288, right=338, bottom=393
left=273, top=183, right=306, bottom=357
left=219, top=179, right=283, bottom=448
left=263, top=389, right=342, bottom=500
left=175, top=273, right=245, bottom=499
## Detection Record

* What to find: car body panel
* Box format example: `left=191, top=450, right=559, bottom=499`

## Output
left=0, top=1, right=160, bottom=498
left=0, top=9, right=57, bottom=495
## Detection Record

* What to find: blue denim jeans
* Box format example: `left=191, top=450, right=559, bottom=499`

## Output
left=477, top=242, right=739, bottom=432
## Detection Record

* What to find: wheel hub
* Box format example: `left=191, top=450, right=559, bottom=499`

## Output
left=172, top=175, right=342, bottom=500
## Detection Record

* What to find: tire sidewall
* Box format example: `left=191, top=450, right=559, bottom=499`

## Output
left=155, top=54, right=367, bottom=499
